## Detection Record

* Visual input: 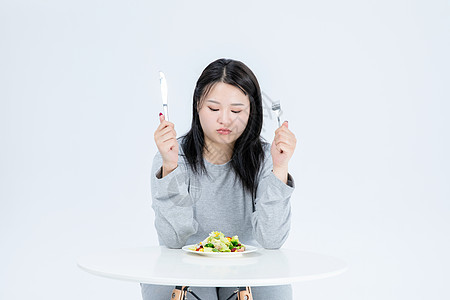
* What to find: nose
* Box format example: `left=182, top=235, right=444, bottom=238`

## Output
left=218, top=110, right=232, bottom=127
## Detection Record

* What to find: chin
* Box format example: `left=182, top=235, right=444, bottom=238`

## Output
left=212, top=135, right=236, bottom=145
left=214, top=138, right=235, bottom=145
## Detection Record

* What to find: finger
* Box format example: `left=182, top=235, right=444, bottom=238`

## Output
left=274, top=138, right=294, bottom=150
left=276, top=142, right=294, bottom=153
left=158, top=139, right=178, bottom=154
left=275, top=120, right=288, bottom=131
left=154, top=124, right=167, bottom=140
left=275, top=124, right=291, bottom=135
left=274, top=131, right=295, bottom=145
left=159, top=131, right=177, bottom=143
left=156, top=120, right=174, bottom=134
left=157, top=126, right=176, bottom=138
left=157, top=114, right=174, bottom=130
left=275, top=145, right=284, bottom=153
left=274, top=130, right=290, bottom=140
left=155, top=129, right=175, bottom=146
left=273, top=140, right=285, bottom=153
left=275, top=144, right=283, bottom=153
left=156, top=130, right=177, bottom=146
left=160, top=137, right=178, bottom=149
left=276, top=130, right=297, bottom=146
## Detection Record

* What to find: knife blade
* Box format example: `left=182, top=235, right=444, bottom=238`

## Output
left=159, top=71, right=169, bottom=121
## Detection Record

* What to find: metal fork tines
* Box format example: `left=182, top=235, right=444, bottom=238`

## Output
left=272, top=102, right=281, bottom=127
left=262, top=91, right=282, bottom=127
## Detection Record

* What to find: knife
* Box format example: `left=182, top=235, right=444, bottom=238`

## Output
left=159, top=71, right=169, bottom=121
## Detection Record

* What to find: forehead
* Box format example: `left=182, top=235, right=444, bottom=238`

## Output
left=204, top=82, right=250, bottom=106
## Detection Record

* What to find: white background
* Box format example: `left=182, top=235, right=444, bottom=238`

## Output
left=1, top=0, right=449, bottom=299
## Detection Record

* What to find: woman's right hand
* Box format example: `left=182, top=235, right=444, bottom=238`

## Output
left=154, top=113, right=179, bottom=177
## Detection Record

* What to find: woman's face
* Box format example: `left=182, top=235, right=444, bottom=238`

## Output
left=198, top=82, right=251, bottom=149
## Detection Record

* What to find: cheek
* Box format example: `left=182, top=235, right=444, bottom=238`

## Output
left=199, top=111, right=214, bottom=131
left=234, top=114, right=250, bottom=132
left=198, top=113, right=206, bottom=131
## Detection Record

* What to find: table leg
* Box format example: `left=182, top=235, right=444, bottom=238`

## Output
left=170, top=286, right=202, bottom=300
left=170, top=286, right=187, bottom=300
left=170, top=286, right=253, bottom=300
left=237, top=287, right=253, bottom=300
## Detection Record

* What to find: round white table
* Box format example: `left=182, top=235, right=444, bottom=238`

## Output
left=77, top=246, right=347, bottom=288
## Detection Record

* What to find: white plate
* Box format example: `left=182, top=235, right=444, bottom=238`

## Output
left=182, top=245, right=258, bottom=257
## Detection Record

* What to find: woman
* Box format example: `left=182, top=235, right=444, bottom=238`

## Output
left=142, top=58, right=297, bottom=299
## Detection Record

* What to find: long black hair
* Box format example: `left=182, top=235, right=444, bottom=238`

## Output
left=181, top=58, right=265, bottom=198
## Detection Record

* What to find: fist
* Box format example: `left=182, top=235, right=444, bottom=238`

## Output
left=154, top=113, right=179, bottom=171
left=271, top=121, right=296, bottom=169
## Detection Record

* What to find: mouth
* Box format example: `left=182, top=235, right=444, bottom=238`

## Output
left=217, top=128, right=232, bottom=135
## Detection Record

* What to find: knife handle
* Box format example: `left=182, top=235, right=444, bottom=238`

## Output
left=163, top=104, right=169, bottom=121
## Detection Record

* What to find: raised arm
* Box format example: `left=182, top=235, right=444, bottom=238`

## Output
left=252, top=122, right=297, bottom=248
left=151, top=114, right=198, bottom=248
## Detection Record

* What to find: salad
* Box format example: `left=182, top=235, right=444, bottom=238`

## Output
left=189, top=231, right=246, bottom=253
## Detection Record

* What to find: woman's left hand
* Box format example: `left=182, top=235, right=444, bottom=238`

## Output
left=271, top=121, right=297, bottom=179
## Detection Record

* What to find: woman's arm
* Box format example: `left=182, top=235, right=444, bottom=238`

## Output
left=251, top=155, right=295, bottom=249
left=151, top=114, right=198, bottom=248
left=151, top=151, right=198, bottom=248
left=252, top=122, right=296, bottom=249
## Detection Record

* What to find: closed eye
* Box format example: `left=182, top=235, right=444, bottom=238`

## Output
left=208, top=107, right=241, bottom=113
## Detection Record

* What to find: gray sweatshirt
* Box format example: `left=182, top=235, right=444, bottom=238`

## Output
left=150, top=141, right=295, bottom=249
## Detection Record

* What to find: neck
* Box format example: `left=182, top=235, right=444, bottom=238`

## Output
left=203, top=140, right=234, bottom=165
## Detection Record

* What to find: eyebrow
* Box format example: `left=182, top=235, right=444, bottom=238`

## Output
left=206, top=100, right=245, bottom=106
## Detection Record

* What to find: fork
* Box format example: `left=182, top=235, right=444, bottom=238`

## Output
left=272, top=102, right=282, bottom=128
left=262, top=91, right=282, bottom=127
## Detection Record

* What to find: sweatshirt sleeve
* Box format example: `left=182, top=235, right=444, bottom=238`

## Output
left=150, top=151, right=198, bottom=248
left=251, top=144, right=295, bottom=249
